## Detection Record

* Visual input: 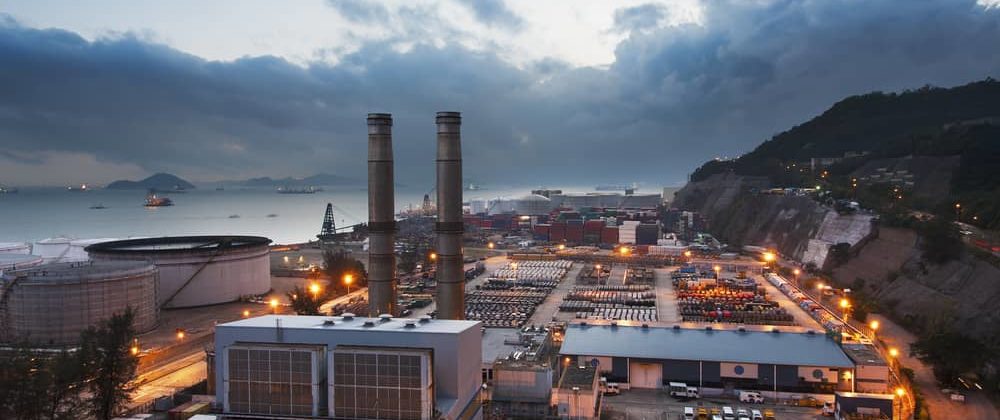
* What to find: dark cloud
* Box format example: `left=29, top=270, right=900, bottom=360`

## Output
left=456, top=0, right=523, bottom=29
left=1, top=0, right=999, bottom=187
left=614, top=3, right=667, bottom=33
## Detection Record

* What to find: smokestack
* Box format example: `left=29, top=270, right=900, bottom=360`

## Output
left=435, top=111, right=464, bottom=320
left=367, top=113, right=396, bottom=316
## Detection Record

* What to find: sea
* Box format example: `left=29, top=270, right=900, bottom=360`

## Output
left=0, top=185, right=587, bottom=245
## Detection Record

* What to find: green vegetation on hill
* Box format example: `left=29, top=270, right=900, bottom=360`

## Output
left=690, top=78, right=1000, bottom=229
left=106, top=173, right=195, bottom=190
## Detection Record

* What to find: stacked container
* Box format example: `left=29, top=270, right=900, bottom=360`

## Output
left=636, top=223, right=660, bottom=245
left=618, top=220, right=639, bottom=244
left=550, top=222, right=567, bottom=242
left=601, top=226, right=619, bottom=245
left=566, top=220, right=584, bottom=242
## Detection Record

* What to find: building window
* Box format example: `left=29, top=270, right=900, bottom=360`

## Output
left=332, top=349, right=430, bottom=420
left=228, top=347, right=314, bottom=416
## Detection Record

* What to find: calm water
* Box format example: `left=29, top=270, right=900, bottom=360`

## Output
left=0, top=185, right=538, bottom=245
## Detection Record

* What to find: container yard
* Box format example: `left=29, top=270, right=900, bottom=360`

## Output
left=560, top=284, right=658, bottom=322
left=672, top=268, right=797, bottom=326
left=463, top=260, right=571, bottom=327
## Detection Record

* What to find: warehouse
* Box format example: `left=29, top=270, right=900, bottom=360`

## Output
left=560, top=324, right=855, bottom=396
left=0, top=261, right=158, bottom=346
left=214, top=314, right=482, bottom=419
left=86, top=235, right=270, bottom=308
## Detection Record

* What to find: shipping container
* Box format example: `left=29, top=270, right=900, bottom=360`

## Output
left=636, top=223, right=660, bottom=245
left=601, top=226, right=619, bottom=244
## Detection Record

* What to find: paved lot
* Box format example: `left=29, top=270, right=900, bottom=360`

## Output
left=654, top=267, right=681, bottom=324
left=602, top=389, right=826, bottom=420
left=749, top=272, right=823, bottom=331
left=533, top=261, right=582, bottom=324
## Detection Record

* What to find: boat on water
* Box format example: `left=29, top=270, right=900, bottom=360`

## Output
left=0, top=185, right=17, bottom=194
left=276, top=186, right=318, bottom=194
left=466, top=182, right=482, bottom=191
left=144, top=192, right=173, bottom=207
left=90, top=203, right=108, bottom=209
left=266, top=214, right=279, bottom=218
left=67, top=184, right=90, bottom=192
left=228, top=214, right=240, bottom=219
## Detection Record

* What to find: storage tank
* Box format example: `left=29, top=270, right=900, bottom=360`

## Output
left=0, top=242, right=31, bottom=255
left=33, top=237, right=73, bottom=261
left=514, top=194, right=552, bottom=215
left=86, top=236, right=271, bottom=308
left=0, top=261, right=158, bottom=346
left=0, top=253, right=44, bottom=275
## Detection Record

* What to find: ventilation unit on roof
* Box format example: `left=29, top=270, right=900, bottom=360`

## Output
left=363, top=321, right=375, bottom=328
left=323, top=320, right=336, bottom=326
left=379, top=314, right=393, bottom=322
left=738, top=327, right=747, bottom=332
left=404, top=321, right=417, bottom=328
left=772, top=328, right=780, bottom=333
left=673, top=325, right=681, bottom=330
left=341, top=313, right=355, bottom=321
left=419, top=315, right=431, bottom=323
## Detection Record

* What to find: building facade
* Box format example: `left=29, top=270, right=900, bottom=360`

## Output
left=215, top=314, right=482, bottom=419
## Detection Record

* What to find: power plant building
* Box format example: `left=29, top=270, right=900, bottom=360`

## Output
left=550, top=193, right=662, bottom=210
left=0, top=261, right=158, bottom=346
left=214, top=314, right=483, bottom=419
left=86, top=236, right=270, bottom=309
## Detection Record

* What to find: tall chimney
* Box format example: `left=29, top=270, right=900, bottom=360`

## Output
left=435, top=112, right=464, bottom=320
left=367, top=113, right=396, bottom=316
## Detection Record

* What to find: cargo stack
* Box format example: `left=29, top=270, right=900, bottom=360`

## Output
left=566, top=220, right=584, bottom=243
left=583, top=220, right=604, bottom=244
left=636, top=223, right=660, bottom=245
left=601, top=226, right=619, bottom=245
left=533, top=224, right=551, bottom=241
left=550, top=222, right=567, bottom=242
left=619, top=220, right=639, bottom=244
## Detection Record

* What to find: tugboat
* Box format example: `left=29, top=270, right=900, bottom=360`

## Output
left=276, top=186, right=317, bottom=194
left=89, top=203, right=108, bottom=209
left=144, top=191, right=173, bottom=207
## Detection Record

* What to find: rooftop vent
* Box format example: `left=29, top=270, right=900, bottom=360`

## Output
left=323, top=320, right=336, bottom=326
left=404, top=321, right=417, bottom=329
left=363, top=320, right=376, bottom=328
left=342, top=313, right=355, bottom=321
left=738, top=327, right=747, bottom=332
left=580, top=321, right=587, bottom=326
left=641, top=324, right=649, bottom=329
left=673, top=325, right=681, bottom=330
left=705, top=326, right=713, bottom=331
left=771, top=328, right=780, bottom=333
left=807, top=330, right=816, bottom=335
left=610, top=322, right=618, bottom=328
left=419, top=315, right=432, bottom=323
left=379, top=313, right=393, bottom=322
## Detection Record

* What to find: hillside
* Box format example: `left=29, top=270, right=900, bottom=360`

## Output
left=106, top=173, right=195, bottom=190
left=234, top=173, right=359, bottom=187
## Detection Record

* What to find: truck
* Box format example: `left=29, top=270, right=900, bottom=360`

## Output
left=738, top=390, right=764, bottom=404
left=668, top=382, right=699, bottom=398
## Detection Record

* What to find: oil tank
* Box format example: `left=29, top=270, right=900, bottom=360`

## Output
left=0, top=242, right=31, bottom=255
left=0, top=261, right=158, bottom=346
left=0, top=253, right=44, bottom=275
left=86, top=236, right=271, bottom=308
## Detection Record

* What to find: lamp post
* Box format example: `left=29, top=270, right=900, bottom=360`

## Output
left=869, top=320, right=879, bottom=339
left=839, top=298, right=851, bottom=322
left=344, top=274, right=354, bottom=296
left=894, top=387, right=906, bottom=420
left=269, top=298, right=279, bottom=314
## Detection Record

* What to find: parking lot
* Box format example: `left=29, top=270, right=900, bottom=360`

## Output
left=601, top=389, right=827, bottom=420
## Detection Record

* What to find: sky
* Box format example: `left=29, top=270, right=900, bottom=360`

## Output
left=1, top=0, right=999, bottom=187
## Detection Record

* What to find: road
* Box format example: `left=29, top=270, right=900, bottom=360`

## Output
left=130, top=352, right=207, bottom=411
left=870, top=314, right=998, bottom=420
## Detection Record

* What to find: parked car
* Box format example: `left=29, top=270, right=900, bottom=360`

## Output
left=739, top=391, right=764, bottom=404
left=751, top=409, right=763, bottom=420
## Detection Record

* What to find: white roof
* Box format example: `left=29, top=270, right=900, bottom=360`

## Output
left=219, top=314, right=480, bottom=335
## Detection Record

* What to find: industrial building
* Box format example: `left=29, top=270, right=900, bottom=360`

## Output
left=842, top=343, right=891, bottom=393
left=86, top=235, right=271, bottom=308
left=560, top=324, right=856, bottom=396
left=214, top=314, right=483, bottom=419
left=0, top=242, right=31, bottom=255
left=549, top=193, right=661, bottom=210
left=0, top=261, right=158, bottom=345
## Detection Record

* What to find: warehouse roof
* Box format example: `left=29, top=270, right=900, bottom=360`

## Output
left=561, top=324, right=854, bottom=368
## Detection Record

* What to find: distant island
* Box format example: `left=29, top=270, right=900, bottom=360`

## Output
left=106, top=173, right=195, bottom=190
left=226, top=173, right=360, bottom=188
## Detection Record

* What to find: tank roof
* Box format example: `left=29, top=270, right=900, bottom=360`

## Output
left=85, top=235, right=271, bottom=254
left=2, top=260, right=156, bottom=283
left=0, top=253, right=43, bottom=266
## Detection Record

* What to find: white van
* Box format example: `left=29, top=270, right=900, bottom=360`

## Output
left=751, top=409, right=763, bottom=420
left=668, top=382, right=700, bottom=398
left=683, top=407, right=695, bottom=419
left=739, top=391, right=764, bottom=404
left=722, top=406, right=735, bottom=420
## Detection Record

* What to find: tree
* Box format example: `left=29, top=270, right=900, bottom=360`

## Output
left=322, top=250, right=367, bottom=294
left=287, top=284, right=334, bottom=316
left=79, top=308, right=139, bottom=420
left=917, top=218, right=963, bottom=264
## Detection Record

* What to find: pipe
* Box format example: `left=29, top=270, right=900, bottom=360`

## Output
left=435, top=111, right=464, bottom=320
left=367, top=113, right=396, bottom=316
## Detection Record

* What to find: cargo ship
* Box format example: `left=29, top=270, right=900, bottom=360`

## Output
left=276, top=186, right=318, bottom=194
left=67, top=184, right=90, bottom=192
left=144, top=192, right=173, bottom=207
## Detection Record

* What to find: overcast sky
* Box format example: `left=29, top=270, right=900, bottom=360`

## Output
left=1, top=0, right=999, bottom=187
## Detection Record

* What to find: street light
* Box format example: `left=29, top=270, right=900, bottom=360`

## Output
left=309, top=282, right=321, bottom=296
left=840, top=298, right=851, bottom=321
left=130, top=338, right=139, bottom=356
left=344, top=274, right=354, bottom=295
left=487, top=242, right=495, bottom=249
left=269, top=298, right=280, bottom=314
left=793, top=268, right=801, bottom=276
left=713, top=265, right=721, bottom=277
left=429, top=252, right=437, bottom=261
left=558, top=244, right=566, bottom=251
left=762, top=252, right=776, bottom=262
left=870, top=320, right=880, bottom=331
left=619, top=246, right=629, bottom=256
left=176, top=329, right=186, bottom=340
left=242, top=309, right=250, bottom=318
left=888, top=348, right=899, bottom=358
left=683, top=250, right=692, bottom=258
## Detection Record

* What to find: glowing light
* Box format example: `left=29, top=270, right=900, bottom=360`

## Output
left=793, top=269, right=801, bottom=276
left=869, top=320, right=879, bottom=331
left=269, top=298, right=279, bottom=308
left=683, top=250, right=692, bottom=258
left=242, top=309, right=250, bottom=317
left=558, top=244, right=565, bottom=250
left=619, top=246, right=630, bottom=256
left=488, top=242, right=495, bottom=249
left=131, top=346, right=139, bottom=356
left=595, top=264, right=602, bottom=271
left=309, top=283, right=321, bottom=295
left=762, top=252, right=776, bottom=262
left=713, top=265, right=721, bottom=272
left=843, top=371, right=852, bottom=380
left=895, top=387, right=906, bottom=397
left=429, top=252, right=437, bottom=261
left=839, top=298, right=850, bottom=309
left=816, top=282, right=825, bottom=290
left=176, top=330, right=185, bottom=340
left=889, top=348, right=899, bottom=358
left=344, top=274, right=354, bottom=285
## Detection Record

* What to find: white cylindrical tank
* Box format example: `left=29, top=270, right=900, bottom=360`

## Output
left=66, top=238, right=119, bottom=262
left=514, top=194, right=552, bottom=215
left=467, top=199, right=488, bottom=215
left=86, top=236, right=271, bottom=308
left=33, top=237, right=73, bottom=261
left=0, top=261, right=158, bottom=346
left=0, top=253, right=44, bottom=275
left=0, top=242, right=31, bottom=255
